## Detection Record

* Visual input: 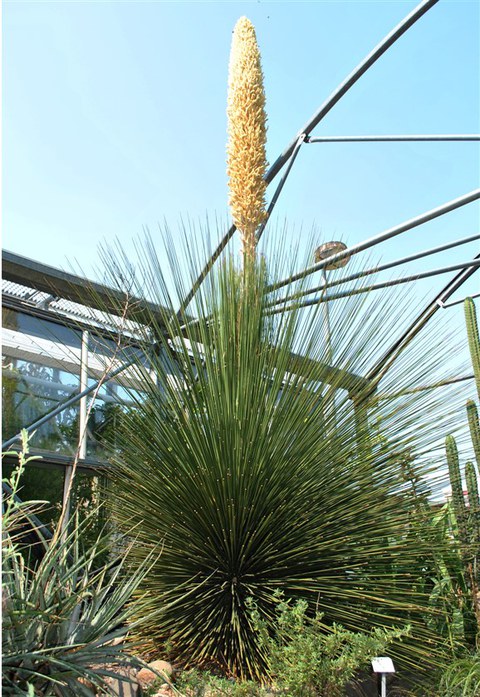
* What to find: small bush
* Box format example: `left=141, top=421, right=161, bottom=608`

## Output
left=177, top=669, right=265, bottom=697
left=436, top=653, right=480, bottom=696
left=249, top=593, right=409, bottom=697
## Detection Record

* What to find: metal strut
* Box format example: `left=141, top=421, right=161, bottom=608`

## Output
left=306, top=134, right=480, bottom=143
left=268, top=189, right=480, bottom=293
left=269, top=233, right=480, bottom=308
left=176, top=0, right=441, bottom=315
left=367, top=253, right=480, bottom=384
left=268, top=259, right=480, bottom=315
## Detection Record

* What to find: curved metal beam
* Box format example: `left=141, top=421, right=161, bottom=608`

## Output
left=307, top=134, right=480, bottom=143
left=268, top=259, right=480, bottom=316
left=366, top=253, right=480, bottom=383
left=177, top=0, right=440, bottom=315
left=266, top=0, right=440, bottom=183
left=268, top=189, right=480, bottom=292
left=268, top=232, right=480, bottom=307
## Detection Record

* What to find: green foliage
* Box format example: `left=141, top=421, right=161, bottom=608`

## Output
left=441, top=299, right=480, bottom=649
left=87, top=233, right=461, bottom=679
left=466, top=462, right=480, bottom=549
left=436, top=652, right=480, bottom=696
left=446, top=435, right=469, bottom=548
left=467, top=400, right=480, bottom=469
left=248, top=593, right=408, bottom=696
left=2, top=432, right=158, bottom=696
left=177, top=670, right=264, bottom=697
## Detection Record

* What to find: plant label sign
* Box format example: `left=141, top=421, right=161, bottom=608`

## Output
left=371, top=657, right=395, bottom=674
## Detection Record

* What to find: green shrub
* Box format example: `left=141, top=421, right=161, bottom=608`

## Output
left=248, top=593, right=408, bottom=696
left=436, top=652, right=480, bottom=696
left=177, top=669, right=265, bottom=697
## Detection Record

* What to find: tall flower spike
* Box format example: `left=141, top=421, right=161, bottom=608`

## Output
left=227, top=17, right=268, bottom=261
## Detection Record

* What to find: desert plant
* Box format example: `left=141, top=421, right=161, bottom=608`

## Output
left=84, top=227, right=465, bottom=681
left=2, top=432, right=161, bottom=696
left=248, top=592, right=408, bottom=696
left=176, top=669, right=265, bottom=697
left=441, top=298, right=480, bottom=647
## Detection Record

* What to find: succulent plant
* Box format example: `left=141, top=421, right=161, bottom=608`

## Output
left=2, top=433, right=161, bottom=696
left=443, top=298, right=480, bottom=646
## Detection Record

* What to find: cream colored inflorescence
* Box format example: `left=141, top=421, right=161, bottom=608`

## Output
left=227, top=17, right=268, bottom=261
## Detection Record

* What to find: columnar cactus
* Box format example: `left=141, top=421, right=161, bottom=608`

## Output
left=465, top=297, right=480, bottom=402
left=227, top=17, right=268, bottom=261
left=446, top=435, right=469, bottom=548
left=466, top=461, right=480, bottom=549
left=467, top=401, right=480, bottom=474
left=444, top=298, right=480, bottom=642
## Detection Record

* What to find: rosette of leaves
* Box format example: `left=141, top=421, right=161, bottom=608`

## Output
left=87, top=229, right=463, bottom=681
left=2, top=434, right=161, bottom=696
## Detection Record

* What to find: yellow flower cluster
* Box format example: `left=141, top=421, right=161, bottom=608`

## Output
left=227, top=17, right=268, bottom=260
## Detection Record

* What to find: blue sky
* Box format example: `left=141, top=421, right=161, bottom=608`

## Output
left=3, top=0, right=480, bottom=469
left=3, top=0, right=479, bottom=299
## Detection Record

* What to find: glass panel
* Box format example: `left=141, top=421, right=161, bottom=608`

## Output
left=2, top=309, right=81, bottom=454
left=2, top=355, right=79, bottom=453
left=85, top=383, right=144, bottom=458
left=2, top=307, right=82, bottom=348
left=2, top=462, right=64, bottom=529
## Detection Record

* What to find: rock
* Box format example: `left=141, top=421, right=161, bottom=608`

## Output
left=104, top=676, right=139, bottom=697
left=136, top=660, right=174, bottom=689
left=103, top=666, right=140, bottom=697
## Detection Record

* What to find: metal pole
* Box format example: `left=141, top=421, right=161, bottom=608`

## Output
left=366, top=253, right=480, bottom=384
left=256, top=134, right=306, bottom=243
left=376, top=373, right=474, bottom=400
left=269, top=258, right=480, bottom=313
left=381, top=673, right=387, bottom=697
left=78, top=331, right=89, bottom=460
left=266, top=0, right=440, bottom=183
left=322, top=268, right=333, bottom=365
left=440, top=291, right=480, bottom=308
left=307, top=134, right=480, bottom=143
left=177, top=0, right=440, bottom=315
left=61, top=330, right=88, bottom=534
left=269, top=233, right=480, bottom=308
left=268, top=189, right=480, bottom=292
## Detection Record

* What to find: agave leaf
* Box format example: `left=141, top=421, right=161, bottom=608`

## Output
left=2, top=463, right=161, bottom=696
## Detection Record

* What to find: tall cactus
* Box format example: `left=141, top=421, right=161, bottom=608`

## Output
left=446, top=435, right=469, bottom=549
left=465, top=297, right=480, bottom=403
left=466, top=461, right=480, bottom=550
left=444, top=298, right=480, bottom=643
left=467, top=400, right=480, bottom=473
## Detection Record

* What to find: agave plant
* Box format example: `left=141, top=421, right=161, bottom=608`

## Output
left=83, top=228, right=464, bottom=681
left=2, top=433, right=161, bottom=696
